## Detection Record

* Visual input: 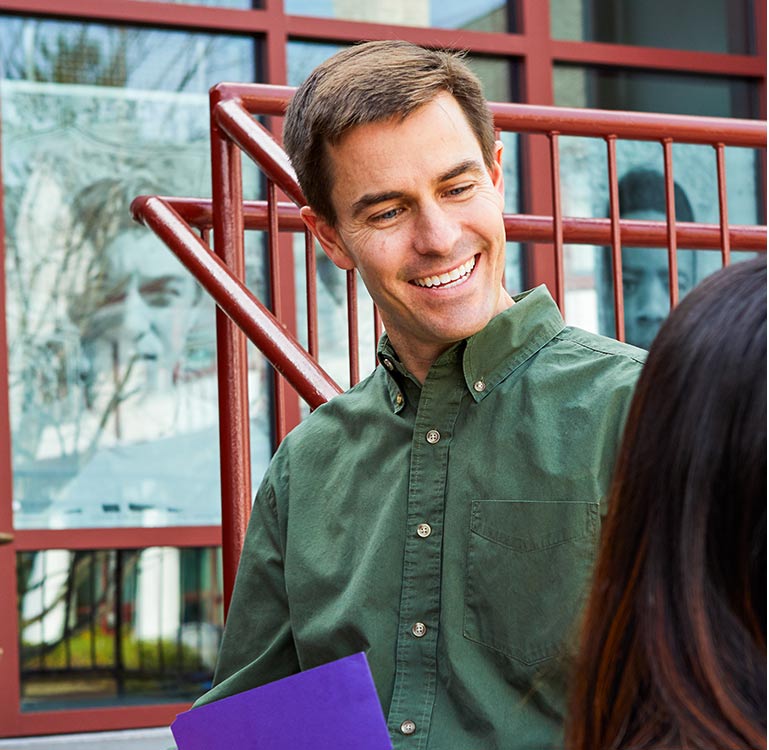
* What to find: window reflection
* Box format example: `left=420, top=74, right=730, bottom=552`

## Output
left=550, top=0, right=754, bottom=54
left=2, top=20, right=270, bottom=529
left=285, top=0, right=514, bottom=31
left=553, top=66, right=760, bottom=347
left=19, top=547, right=222, bottom=710
left=595, top=169, right=698, bottom=349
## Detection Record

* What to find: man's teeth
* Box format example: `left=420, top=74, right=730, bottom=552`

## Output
left=413, top=257, right=476, bottom=288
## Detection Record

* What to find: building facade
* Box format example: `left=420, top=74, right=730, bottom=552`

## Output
left=0, top=0, right=765, bottom=743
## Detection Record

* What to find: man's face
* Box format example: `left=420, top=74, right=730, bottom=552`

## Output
left=302, top=93, right=510, bottom=373
left=621, top=210, right=695, bottom=350
left=86, top=228, right=198, bottom=391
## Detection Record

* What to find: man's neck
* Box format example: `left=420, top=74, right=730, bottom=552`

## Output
left=386, top=293, right=516, bottom=384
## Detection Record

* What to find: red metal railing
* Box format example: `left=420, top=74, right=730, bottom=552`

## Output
left=131, top=84, right=767, bottom=609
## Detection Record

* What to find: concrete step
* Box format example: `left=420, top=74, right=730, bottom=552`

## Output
left=0, top=728, right=174, bottom=750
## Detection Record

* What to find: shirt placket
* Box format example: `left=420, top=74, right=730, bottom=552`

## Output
left=387, top=360, right=463, bottom=749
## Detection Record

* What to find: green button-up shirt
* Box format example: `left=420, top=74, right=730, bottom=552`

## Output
left=197, top=286, right=645, bottom=749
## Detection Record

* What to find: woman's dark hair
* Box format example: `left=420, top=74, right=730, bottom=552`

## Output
left=566, top=256, right=767, bottom=750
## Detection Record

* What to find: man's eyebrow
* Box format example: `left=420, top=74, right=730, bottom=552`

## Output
left=350, top=160, right=486, bottom=219
left=351, top=190, right=404, bottom=219
left=437, top=159, right=485, bottom=183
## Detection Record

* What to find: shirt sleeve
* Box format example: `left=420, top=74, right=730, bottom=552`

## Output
left=192, top=461, right=300, bottom=707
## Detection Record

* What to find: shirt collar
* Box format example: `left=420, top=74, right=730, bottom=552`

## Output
left=462, top=285, right=565, bottom=401
left=376, top=285, right=565, bottom=409
left=377, top=336, right=411, bottom=413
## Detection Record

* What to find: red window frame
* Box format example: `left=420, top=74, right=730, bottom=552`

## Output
left=0, top=0, right=765, bottom=737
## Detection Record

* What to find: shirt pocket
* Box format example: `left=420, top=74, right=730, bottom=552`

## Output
left=463, top=499, right=599, bottom=665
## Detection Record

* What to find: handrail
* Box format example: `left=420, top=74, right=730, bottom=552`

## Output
left=130, top=196, right=342, bottom=408
left=164, top=196, right=766, bottom=250
left=132, top=84, right=767, bottom=608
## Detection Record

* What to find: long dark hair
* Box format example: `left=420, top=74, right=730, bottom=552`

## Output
left=566, top=256, right=767, bottom=750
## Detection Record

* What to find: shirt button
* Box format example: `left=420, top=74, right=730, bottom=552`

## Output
left=416, top=523, right=432, bottom=538
left=400, top=720, right=416, bottom=735
left=395, top=392, right=403, bottom=406
left=473, top=379, right=486, bottom=392
left=411, top=622, right=427, bottom=638
left=425, top=429, right=441, bottom=444
left=383, top=357, right=394, bottom=371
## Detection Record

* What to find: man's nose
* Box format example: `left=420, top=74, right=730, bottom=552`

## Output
left=122, top=283, right=153, bottom=340
left=411, top=202, right=461, bottom=255
left=638, top=277, right=670, bottom=323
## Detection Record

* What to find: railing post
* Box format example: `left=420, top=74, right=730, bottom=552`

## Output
left=210, top=90, right=253, bottom=616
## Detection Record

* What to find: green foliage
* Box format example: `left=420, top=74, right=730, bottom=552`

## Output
left=22, top=629, right=204, bottom=673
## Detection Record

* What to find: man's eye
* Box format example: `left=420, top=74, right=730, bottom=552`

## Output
left=372, top=207, right=401, bottom=223
left=140, top=279, right=184, bottom=307
left=623, top=278, right=639, bottom=294
left=446, top=184, right=472, bottom=197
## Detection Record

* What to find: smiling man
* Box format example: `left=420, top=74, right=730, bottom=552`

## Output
left=196, top=41, right=645, bottom=749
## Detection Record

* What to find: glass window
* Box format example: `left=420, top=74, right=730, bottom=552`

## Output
left=18, top=546, right=222, bottom=710
left=285, top=0, right=515, bottom=32
left=552, top=66, right=761, bottom=346
left=551, top=0, right=755, bottom=54
left=1, top=18, right=269, bottom=530
left=554, top=65, right=756, bottom=118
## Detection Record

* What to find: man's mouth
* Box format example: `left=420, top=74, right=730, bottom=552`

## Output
left=411, top=256, right=476, bottom=289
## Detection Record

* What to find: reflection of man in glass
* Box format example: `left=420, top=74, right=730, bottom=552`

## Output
left=598, top=168, right=697, bottom=350
left=68, top=178, right=200, bottom=431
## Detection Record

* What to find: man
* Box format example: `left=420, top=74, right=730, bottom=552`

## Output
left=597, top=168, right=699, bottom=350
left=197, top=41, right=645, bottom=748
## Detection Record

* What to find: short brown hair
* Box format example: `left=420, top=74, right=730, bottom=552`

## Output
left=283, top=40, right=496, bottom=225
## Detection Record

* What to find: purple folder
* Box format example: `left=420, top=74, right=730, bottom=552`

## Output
left=171, top=652, right=393, bottom=750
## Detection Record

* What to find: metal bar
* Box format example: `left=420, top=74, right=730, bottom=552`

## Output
left=131, top=196, right=342, bottom=408
left=0, top=0, right=272, bottom=32
left=662, top=138, right=680, bottom=309
left=164, top=197, right=767, bottom=250
left=548, top=132, right=566, bottom=313
left=275, top=235, right=303, bottom=439
left=549, top=38, right=764, bottom=77
left=503, top=215, right=766, bottom=249
left=488, top=103, right=766, bottom=147
left=14, top=527, right=221, bottom=552
left=0, top=101, right=22, bottom=732
left=210, top=93, right=254, bottom=615
left=89, top=552, right=96, bottom=670
left=715, top=143, right=732, bottom=266
left=517, top=0, right=557, bottom=292
left=114, top=550, right=124, bottom=697
left=305, top=229, right=319, bottom=359
left=346, top=271, right=360, bottom=387
left=606, top=136, right=626, bottom=342
left=0, top=2, right=763, bottom=80
left=212, top=96, right=305, bottom=206
left=209, top=83, right=767, bottom=149
left=267, top=180, right=287, bottom=444
left=283, top=13, right=534, bottom=57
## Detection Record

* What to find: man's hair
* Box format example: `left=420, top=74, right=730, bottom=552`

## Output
left=283, top=40, right=496, bottom=225
left=567, top=255, right=767, bottom=750
left=597, top=167, right=697, bottom=339
left=617, top=167, right=694, bottom=223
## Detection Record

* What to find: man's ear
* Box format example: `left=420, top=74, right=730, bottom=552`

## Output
left=490, top=140, right=505, bottom=199
left=300, top=206, right=356, bottom=271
